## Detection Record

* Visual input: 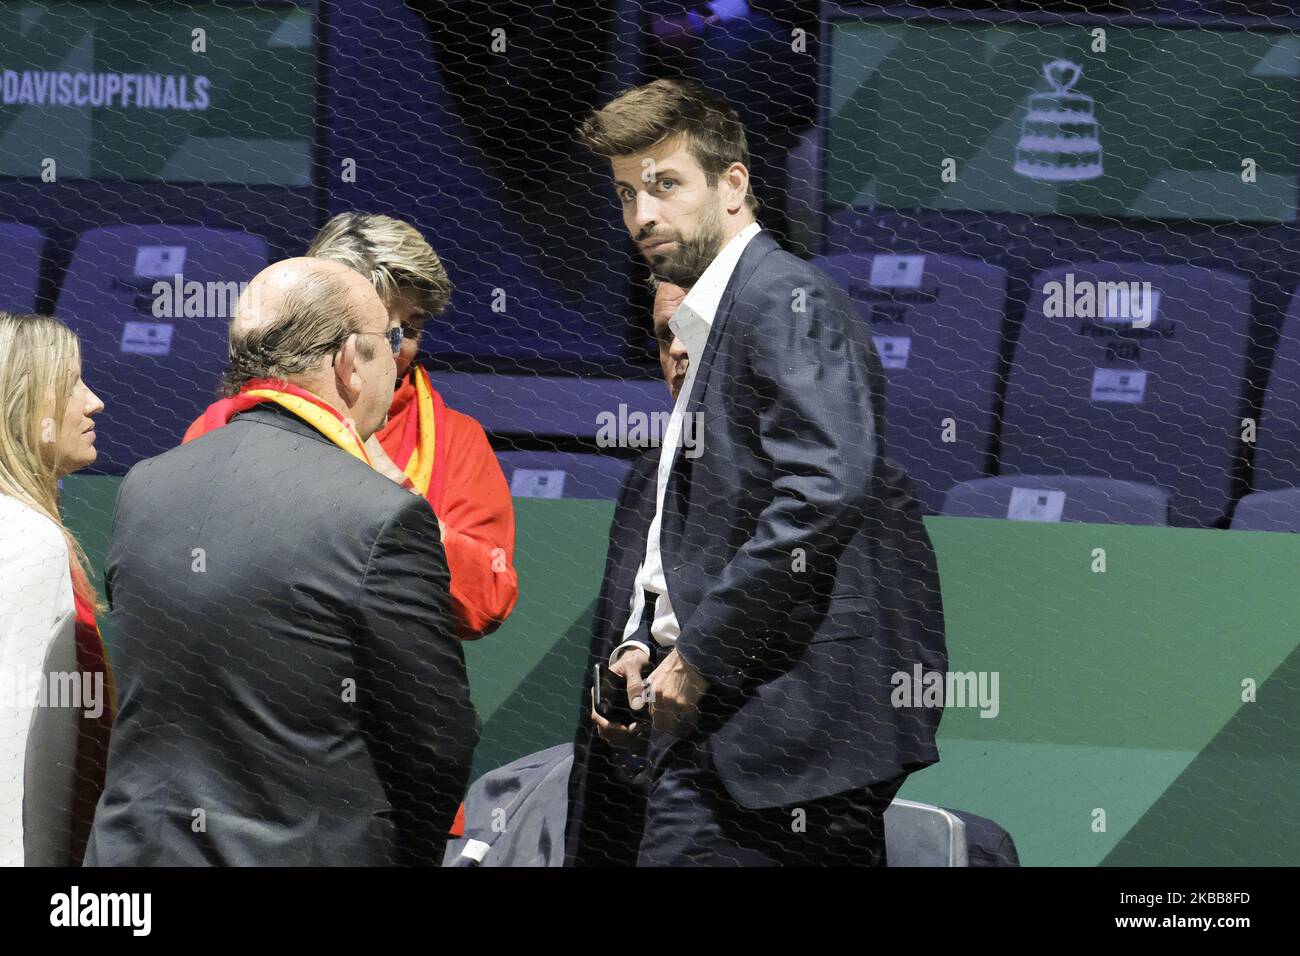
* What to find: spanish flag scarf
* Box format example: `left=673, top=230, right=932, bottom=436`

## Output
left=374, top=366, right=449, bottom=514
left=181, top=378, right=374, bottom=466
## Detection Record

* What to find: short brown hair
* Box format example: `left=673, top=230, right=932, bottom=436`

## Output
left=306, top=212, right=453, bottom=318
left=577, top=78, right=759, bottom=214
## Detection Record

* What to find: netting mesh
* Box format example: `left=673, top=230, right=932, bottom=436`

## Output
left=0, top=0, right=1297, bottom=870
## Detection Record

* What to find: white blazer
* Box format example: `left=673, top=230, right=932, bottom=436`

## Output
left=0, top=493, right=77, bottom=866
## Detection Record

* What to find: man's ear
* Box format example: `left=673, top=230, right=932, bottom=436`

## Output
left=724, top=162, right=749, bottom=214
left=334, top=334, right=361, bottom=402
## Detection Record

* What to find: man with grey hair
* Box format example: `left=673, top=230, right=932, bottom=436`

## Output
left=87, top=257, right=478, bottom=866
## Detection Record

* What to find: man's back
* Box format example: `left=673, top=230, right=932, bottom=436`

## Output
left=87, top=404, right=477, bottom=866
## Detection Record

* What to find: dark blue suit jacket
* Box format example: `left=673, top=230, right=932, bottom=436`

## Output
left=660, top=229, right=948, bottom=809
left=564, top=450, right=658, bottom=867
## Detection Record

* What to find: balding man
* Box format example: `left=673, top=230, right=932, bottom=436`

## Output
left=86, top=258, right=478, bottom=866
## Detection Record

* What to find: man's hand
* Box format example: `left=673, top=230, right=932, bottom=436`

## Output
left=611, top=646, right=651, bottom=711
left=591, top=647, right=652, bottom=753
left=646, top=648, right=708, bottom=737
left=364, top=435, right=419, bottom=494
left=590, top=691, right=648, bottom=755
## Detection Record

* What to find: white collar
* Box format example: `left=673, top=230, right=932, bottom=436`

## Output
left=670, top=221, right=762, bottom=347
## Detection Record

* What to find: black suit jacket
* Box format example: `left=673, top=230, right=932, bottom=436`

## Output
left=85, top=404, right=477, bottom=866
left=661, top=230, right=948, bottom=809
left=564, top=450, right=658, bottom=867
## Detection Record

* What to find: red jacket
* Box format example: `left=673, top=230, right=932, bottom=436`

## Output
left=375, top=371, right=518, bottom=639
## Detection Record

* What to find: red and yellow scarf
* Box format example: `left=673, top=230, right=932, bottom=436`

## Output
left=182, top=378, right=374, bottom=465
left=374, top=366, right=449, bottom=514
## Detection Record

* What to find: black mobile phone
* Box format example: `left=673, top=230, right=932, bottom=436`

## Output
left=593, top=662, right=641, bottom=727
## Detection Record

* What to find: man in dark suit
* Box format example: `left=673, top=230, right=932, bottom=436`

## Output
left=563, top=448, right=657, bottom=867
left=567, top=278, right=948, bottom=866
left=577, top=79, right=947, bottom=865
left=86, top=258, right=477, bottom=866
left=565, top=281, right=688, bottom=867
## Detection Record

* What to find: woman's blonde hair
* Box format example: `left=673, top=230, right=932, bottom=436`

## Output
left=0, top=310, right=100, bottom=610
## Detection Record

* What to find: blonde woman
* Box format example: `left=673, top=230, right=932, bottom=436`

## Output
left=0, top=310, right=112, bottom=866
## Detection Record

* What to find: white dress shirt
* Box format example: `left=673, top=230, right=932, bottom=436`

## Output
left=612, top=221, right=762, bottom=664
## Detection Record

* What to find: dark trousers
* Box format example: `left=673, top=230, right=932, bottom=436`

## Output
left=637, top=731, right=906, bottom=867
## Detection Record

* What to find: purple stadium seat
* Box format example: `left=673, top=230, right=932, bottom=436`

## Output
left=1230, top=489, right=1300, bottom=533
left=1000, top=262, right=1251, bottom=527
left=496, top=451, right=633, bottom=500
left=55, top=225, right=267, bottom=472
left=1252, top=288, right=1300, bottom=491
left=942, top=475, right=1170, bottom=526
left=812, top=252, right=1006, bottom=513
left=0, top=222, right=45, bottom=312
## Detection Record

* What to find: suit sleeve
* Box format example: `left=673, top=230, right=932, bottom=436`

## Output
left=354, top=495, right=479, bottom=865
left=674, top=277, right=879, bottom=689
left=437, top=412, right=520, bottom=639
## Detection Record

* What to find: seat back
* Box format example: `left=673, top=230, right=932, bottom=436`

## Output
left=1254, top=288, right=1300, bottom=491
left=0, top=222, right=45, bottom=312
left=943, top=475, right=1170, bottom=526
left=1000, top=262, right=1251, bottom=526
left=425, top=373, right=668, bottom=440
left=497, top=450, right=633, bottom=500
left=1230, top=488, right=1300, bottom=532
left=447, top=746, right=988, bottom=867
left=444, top=744, right=573, bottom=867
left=56, top=225, right=268, bottom=472
left=21, top=606, right=80, bottom=866
left=813, top=252, right=1006, bottom=512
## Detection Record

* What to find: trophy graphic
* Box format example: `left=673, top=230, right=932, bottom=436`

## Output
left=1014, top=59, right=1103, bottom=182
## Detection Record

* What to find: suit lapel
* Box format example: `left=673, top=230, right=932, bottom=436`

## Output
left=662, top=231, right=780, bottom=554
left=682, top=230, right=780, bottom=420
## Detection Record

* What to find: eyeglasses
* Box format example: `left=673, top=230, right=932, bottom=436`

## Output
left=352, top=327, right=405, bottom=355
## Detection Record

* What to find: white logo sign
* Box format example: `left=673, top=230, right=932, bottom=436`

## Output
left=870, top=254, right=926, bottom=289
left=1091, top=368, right=1148, bottom=403
left=510, top=469, right=566, bottom=498
left=1007, top=487, right=1067, bottom=523
left=134, top=245, right=187, bottom=279
left=120, top=321, right=174, bottom=356
left=873, top=335, right=912, bottom=369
